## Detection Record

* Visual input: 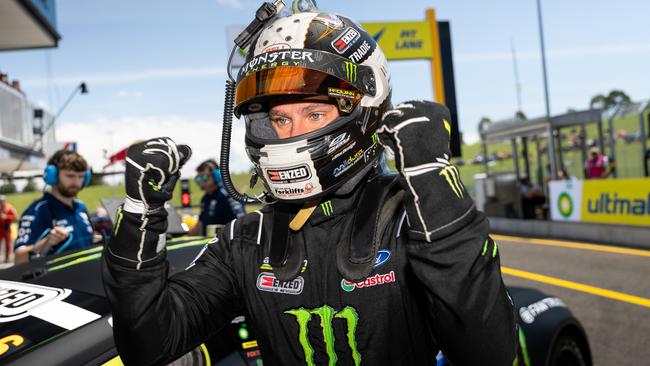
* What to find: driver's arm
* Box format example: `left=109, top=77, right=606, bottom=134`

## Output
left=379, top=101, right=517, bottom=365
left=102, top=214, right=243, bottom=365
left=102, top=138, right=243, bottom=365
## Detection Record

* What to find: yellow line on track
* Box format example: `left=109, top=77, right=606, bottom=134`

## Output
left=502, top=266, right=650, bottom=309
left=492, top=234, right=650, bottom=258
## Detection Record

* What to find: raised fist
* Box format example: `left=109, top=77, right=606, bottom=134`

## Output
left=124, top=137, right=192, bottom=214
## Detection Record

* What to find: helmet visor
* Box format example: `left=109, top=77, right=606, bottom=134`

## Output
left=236, top=66, right=362, bottom=113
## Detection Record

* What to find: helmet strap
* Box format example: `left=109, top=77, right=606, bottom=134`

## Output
left=289, top=200, right=320, bottom=231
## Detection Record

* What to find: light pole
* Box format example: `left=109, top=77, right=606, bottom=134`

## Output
left=536, top=0, right=557, bottom=179
left=12, top=82, right=89, bottom=174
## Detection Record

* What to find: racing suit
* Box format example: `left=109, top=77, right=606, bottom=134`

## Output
left=103, top=104, right=517, bottom=365
left=103, top=172, right=516, bottom=366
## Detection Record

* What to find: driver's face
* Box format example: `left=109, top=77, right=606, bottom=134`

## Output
left=57, top=169, right=85, bottom=197
left=269, top=101, right=339, bottom=139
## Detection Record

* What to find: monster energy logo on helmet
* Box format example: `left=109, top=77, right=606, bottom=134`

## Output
left=344, top=61, right=357, bottom=82
left=284, top=305, right=361, bottom=366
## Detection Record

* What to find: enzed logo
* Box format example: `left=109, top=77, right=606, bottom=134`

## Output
left=256, top=272, right=304, bottom=295
left=267, top=165, right=311, bottom=184
left=331, top=27, right=360, bottom=54
left=341, top=271, right=396, bottom=292
left=0, top=281, right=71, bottom=322
left=284, top=305, right=361, bottom=366
left=344, top=61, right=357, bottom=82
left=558, top=192, right=573, bottom=218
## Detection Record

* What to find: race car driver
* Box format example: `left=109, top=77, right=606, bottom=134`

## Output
left=102, top=7, right=517, bottom=366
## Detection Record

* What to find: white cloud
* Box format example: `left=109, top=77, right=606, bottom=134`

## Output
left=55, top=115, right=253, bottom=179
left=21, top=66, right=226, bottom=89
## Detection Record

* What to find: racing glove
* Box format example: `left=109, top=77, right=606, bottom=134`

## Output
left=107, top=137, right=191, bottom=270
left=377, top=100, right=475, bottom=242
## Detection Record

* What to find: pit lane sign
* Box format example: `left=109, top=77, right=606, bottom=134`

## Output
left=360, top=21, right=432, bottom=60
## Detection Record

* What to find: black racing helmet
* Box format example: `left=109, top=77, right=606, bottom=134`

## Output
left=235, top=11, right=391, bottom=202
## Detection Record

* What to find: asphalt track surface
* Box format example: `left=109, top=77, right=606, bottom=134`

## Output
left=495, top=234, right=650, bottom=366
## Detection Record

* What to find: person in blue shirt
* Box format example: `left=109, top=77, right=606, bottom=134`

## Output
left=14, top=150, right=97, bottom=264
left=188, top=159, right=245, bottom=236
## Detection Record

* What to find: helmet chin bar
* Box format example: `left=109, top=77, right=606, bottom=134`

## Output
left=245, top=106, right=382, bottom=203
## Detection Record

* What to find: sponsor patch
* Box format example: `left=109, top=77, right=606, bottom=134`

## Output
left=267, top=165, right=311, bottom=184
left=327, top=132, right=351, bottom=155
left=275, top=187, right=305, bottom=196
left=519, top=297, right=566, bottom=324
left=349, top=40, right=372, bottom=63
left=332, top=141, right=357, bottom=160
left=240, top=50, right=315, bottom=77
left=373, top=250, right=391, bottom=269
left=0, top=281, right=70, bottom=323
left=332, top=149, right=364, bottom=177
left=327, top=87, right=356, bottom=100
left=257, top=272, right=304, bottom=295
left=331, top=27, right=360, bottom=54
left=341, top=271, right=396, bottom=292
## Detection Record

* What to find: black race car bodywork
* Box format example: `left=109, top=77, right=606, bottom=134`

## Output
left=0, top=237, right=591, bottom=366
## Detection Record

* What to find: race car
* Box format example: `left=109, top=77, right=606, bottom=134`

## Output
left=0, top=237, right=591, bottom=366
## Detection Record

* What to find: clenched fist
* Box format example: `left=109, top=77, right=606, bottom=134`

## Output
left=124, top=137, right=192, bottom=214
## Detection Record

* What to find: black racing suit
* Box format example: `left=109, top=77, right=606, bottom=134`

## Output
left=102, top=173, right=517, bottom=366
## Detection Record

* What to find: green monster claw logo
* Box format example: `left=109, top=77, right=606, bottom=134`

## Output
left=114, top=206, right=124, bottom=235
left=443, top=119, right=451, bottom=136
left=344, top=61, right=357, bottom=82
left=439, top=165, right=464, bottom=198
left=371, top=132, right=379, bottom=144
left=558, top=192, right=573, bottom=218
left=284, top=305, right=361, bottom=366
left=320, top=200, right=333, bottom=216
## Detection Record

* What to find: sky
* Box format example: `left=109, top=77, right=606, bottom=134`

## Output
left=2, top=0, right=650, bottom=177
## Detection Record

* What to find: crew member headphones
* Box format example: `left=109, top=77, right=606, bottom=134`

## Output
left=43, top=150, right=91, bottom=187
left=194, top=160, right=222, bottom=185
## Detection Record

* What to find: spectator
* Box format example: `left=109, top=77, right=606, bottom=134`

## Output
left=0, top=195, right=18, bottom=262
left=11, top=80, right=24, bottom=96
left=0, top=73, right=9, bottom=85
left=584, top=147, right=608, bottom=179
left=187, top=159, right=245, bottom=236
left=14, top=150, right=98, bottom=264
left=520, top=177, right=545, bottom=219
left=557, top=168, right=572, bottom=180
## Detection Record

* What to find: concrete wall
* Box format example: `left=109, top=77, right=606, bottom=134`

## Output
left=488, top=217, right=650, bottom=250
